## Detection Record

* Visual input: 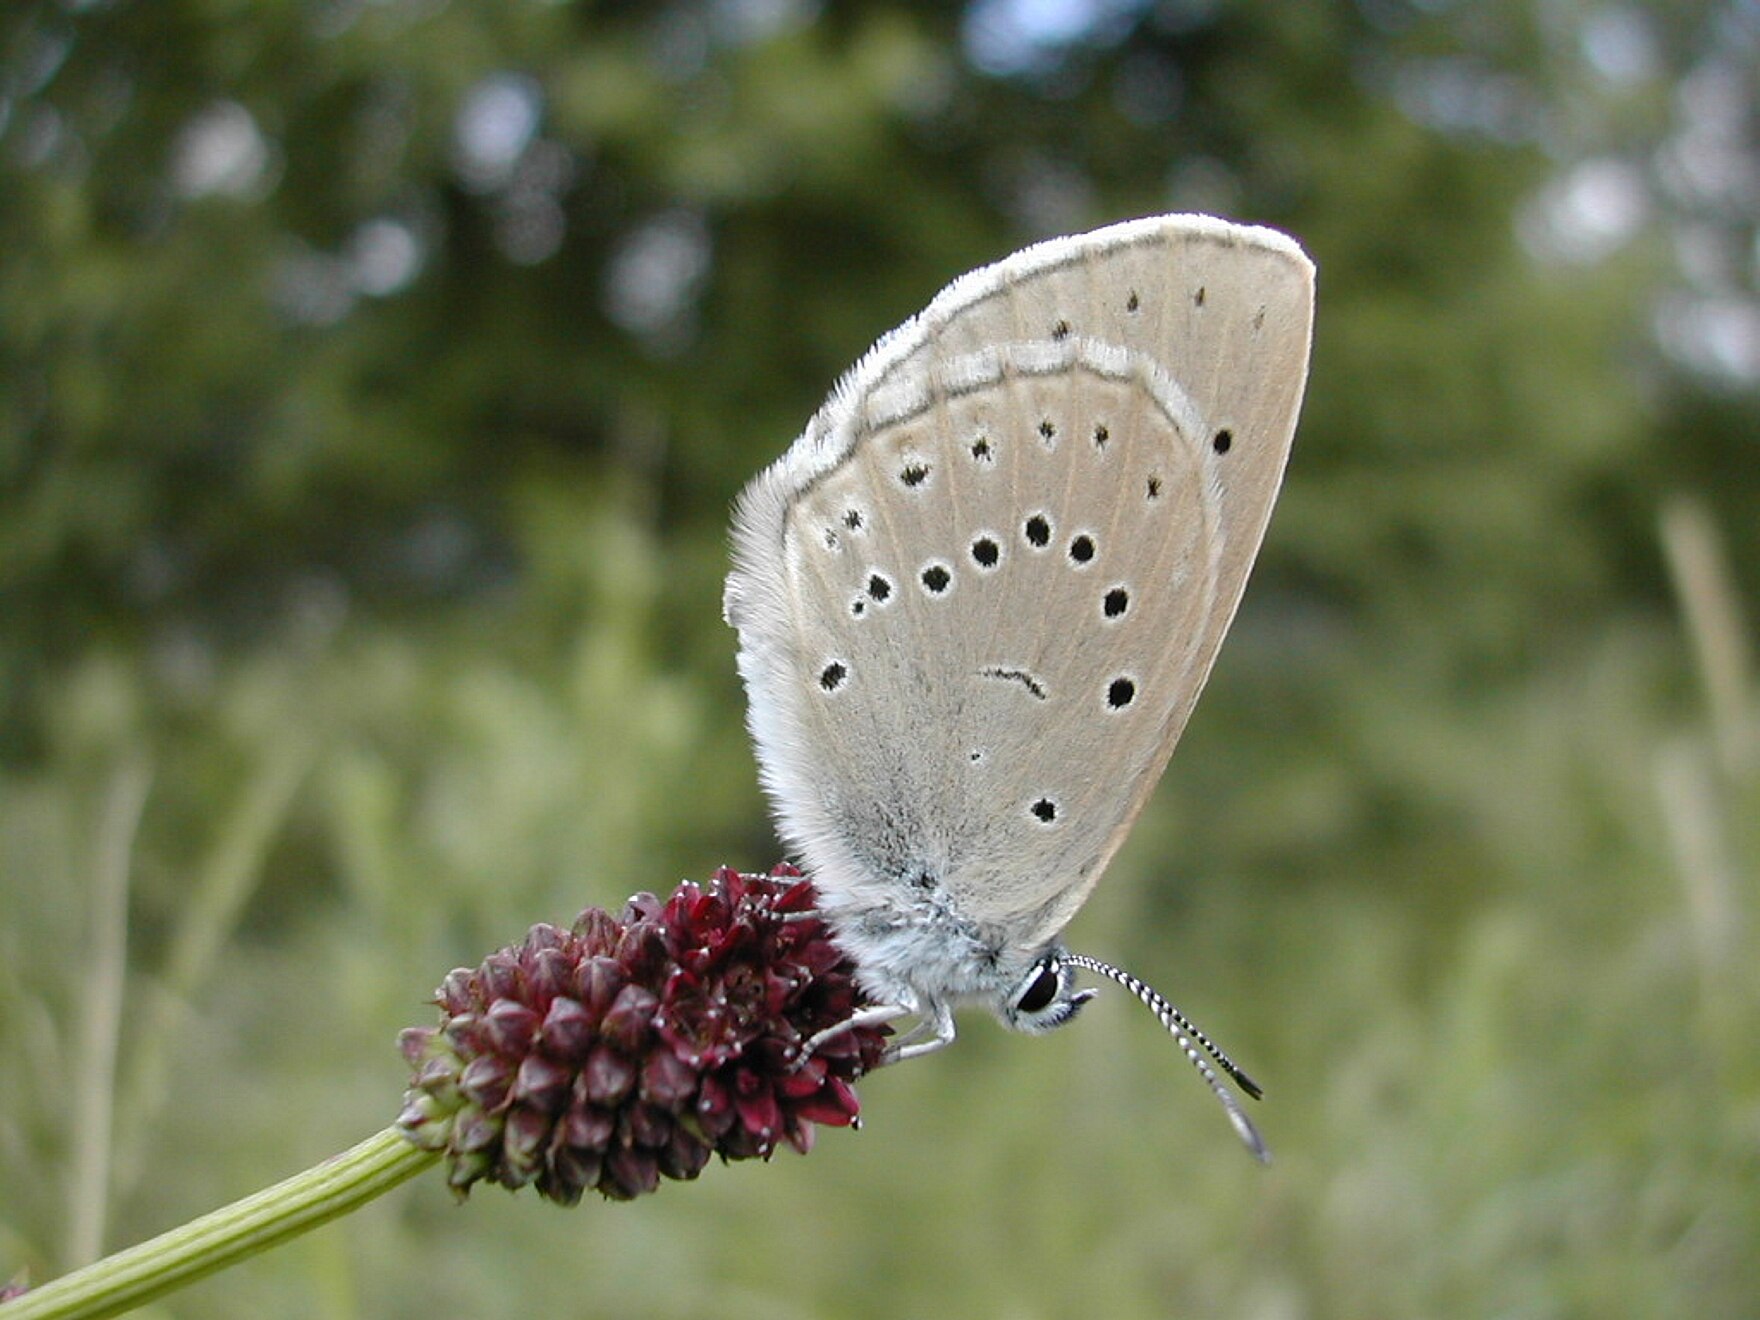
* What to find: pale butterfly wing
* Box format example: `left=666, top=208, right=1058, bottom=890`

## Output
left=727, top=215, right=1313, bottom=955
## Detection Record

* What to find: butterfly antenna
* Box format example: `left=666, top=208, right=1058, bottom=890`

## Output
left=1063, top=953, right=1270, bottom=1164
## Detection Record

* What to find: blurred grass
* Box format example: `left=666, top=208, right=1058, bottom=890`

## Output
left=3, top=494, right=1753, bottom=1317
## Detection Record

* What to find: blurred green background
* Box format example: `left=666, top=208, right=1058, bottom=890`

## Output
left=3, top=1, right=1757, bottom=1315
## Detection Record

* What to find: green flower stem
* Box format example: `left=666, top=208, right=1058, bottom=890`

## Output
left=6, top=1129, right=436, bottom=1320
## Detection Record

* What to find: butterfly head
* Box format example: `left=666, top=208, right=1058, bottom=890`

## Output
left=997, top=948, right=1097, bottom=1034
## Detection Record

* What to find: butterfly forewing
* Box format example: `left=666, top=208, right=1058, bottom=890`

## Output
left=729, top=216, right=1314, bottom=949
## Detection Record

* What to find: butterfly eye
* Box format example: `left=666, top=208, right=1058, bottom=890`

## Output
left=1015, top=961, right=1061, bottom=1014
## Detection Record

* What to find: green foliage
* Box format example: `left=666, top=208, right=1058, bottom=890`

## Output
left=4, top=0, right=1757, bottom=1315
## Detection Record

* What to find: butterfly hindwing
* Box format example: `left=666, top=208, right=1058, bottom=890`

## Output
left=727, top=216, right=1314, bottom=949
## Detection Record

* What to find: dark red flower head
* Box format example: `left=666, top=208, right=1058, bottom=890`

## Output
left=396, top=866, right=890, bottom=1203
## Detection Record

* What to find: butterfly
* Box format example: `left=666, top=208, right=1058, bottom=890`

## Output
left=723, top=215, right=1314, bottom=1157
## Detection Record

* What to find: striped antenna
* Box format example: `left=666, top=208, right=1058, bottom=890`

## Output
left=1063, top=953, right=1269, bottom=1164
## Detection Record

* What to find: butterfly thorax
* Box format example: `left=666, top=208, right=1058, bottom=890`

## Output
left=804, top=878, right=1097, bottom=1047
left=817, top=881, right=1047, bottom=1020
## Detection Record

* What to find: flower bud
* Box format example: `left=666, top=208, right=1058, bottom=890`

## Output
left=397, top=866, right=890, bottom=1204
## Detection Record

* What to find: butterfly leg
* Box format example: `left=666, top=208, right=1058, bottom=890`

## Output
left=885, top=998, right=956, bottom=1063
left=798, top=1003, right=914, bottom=1066
left=798, top=997, right=958, bottom=1066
